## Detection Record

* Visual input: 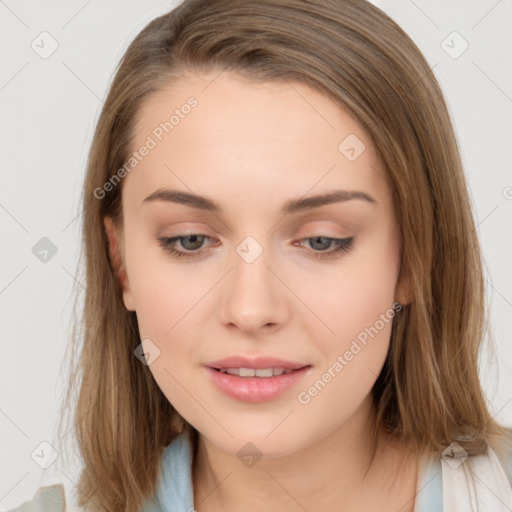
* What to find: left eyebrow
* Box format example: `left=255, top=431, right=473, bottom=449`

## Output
left=141, top=188, right=377, bottom=215
left=281, top=190, right=377, bottom=215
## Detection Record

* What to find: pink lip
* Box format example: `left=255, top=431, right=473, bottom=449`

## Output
left=205, top=356, right=312, bottom=403
left=207, top=356, right=308, bottom=371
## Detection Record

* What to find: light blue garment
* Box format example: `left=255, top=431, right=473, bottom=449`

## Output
left=144, top=429, right=445, bottom=512
left=412, top=453, right=443, bottom=512
left=6, top=431, right=512, bottom=511
left=142, top=429, right=195, bottom=512
left=147, top=430, right=512, bottom=512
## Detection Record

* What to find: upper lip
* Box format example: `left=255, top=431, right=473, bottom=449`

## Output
left=207, top=356, right=309, bottom=371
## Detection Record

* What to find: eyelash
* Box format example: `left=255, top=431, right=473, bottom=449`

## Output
left=156, top=234, right=354, bottom=261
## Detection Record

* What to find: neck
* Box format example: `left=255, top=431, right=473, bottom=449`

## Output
left=191, top=395, right=418, bottom=512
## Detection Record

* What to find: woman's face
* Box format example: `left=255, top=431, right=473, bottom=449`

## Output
left=105, top=71, right=409, bottom=457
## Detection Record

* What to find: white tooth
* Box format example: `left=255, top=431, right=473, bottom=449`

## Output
left=221, top=367, right=292, bottom=377
left=255, top=368, right=274, bottom=377
left=239, top=367, right=256, bottom=377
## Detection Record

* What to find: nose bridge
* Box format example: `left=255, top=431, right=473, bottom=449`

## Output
left=218, top=234, right=287, bottom=332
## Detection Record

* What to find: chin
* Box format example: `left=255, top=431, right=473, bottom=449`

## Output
left=198, top=421, right=314, bottom=460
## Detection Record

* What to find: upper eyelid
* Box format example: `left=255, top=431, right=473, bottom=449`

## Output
left=160, top=232, right=349, bottom=241
left=157, top=233, right=355, bottom=264
left=161, top=233, right=351, bottom=249
left=159, top=222, right=352, bottom=238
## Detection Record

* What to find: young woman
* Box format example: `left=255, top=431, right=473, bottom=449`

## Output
left=8, top=0, right=512, bottom=510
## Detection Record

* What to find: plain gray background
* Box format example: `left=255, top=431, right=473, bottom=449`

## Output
left=1, top=0, right=511, bottom=509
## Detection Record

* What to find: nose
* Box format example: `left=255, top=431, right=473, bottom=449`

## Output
left=218, top=240, right=290, bottom=335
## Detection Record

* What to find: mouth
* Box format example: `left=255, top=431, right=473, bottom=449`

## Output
left=207, top=355, right=309, bottom=373
left=206, top=362, right=312, bottom=403
left=210, top=366, right=308, bottom=377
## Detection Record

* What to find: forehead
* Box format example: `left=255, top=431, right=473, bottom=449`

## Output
left=124, top=71, right=390, bottom=216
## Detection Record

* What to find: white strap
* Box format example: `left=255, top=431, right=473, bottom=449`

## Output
left=441, top=443, right=512, bottom=511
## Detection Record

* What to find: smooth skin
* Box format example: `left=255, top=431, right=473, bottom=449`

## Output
left=104, top=71, right=418, bottom=512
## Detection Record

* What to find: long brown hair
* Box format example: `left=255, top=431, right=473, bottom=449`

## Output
left=58, top=0, right=512, bottom=510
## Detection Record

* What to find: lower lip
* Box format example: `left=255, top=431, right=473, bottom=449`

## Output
left=206, top=366, right=311, bottom=403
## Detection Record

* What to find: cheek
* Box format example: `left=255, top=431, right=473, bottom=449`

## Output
left=299, top=245, right=399, bottom=348
left=131, top=272, right=200, bottom=342
left=130, top=270, right=205, bottom=406
left=293, top=231, right=399, bottom=394
left=307, top=281, right=394, bottom=392
left=123, top=228, right=203, bottom=336
left=294, top=279, right=396, bottom=435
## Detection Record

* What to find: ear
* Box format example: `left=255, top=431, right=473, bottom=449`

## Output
left=103, top=216, right=136, bottom=311
left=394, top=263, right=413, bottom=307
